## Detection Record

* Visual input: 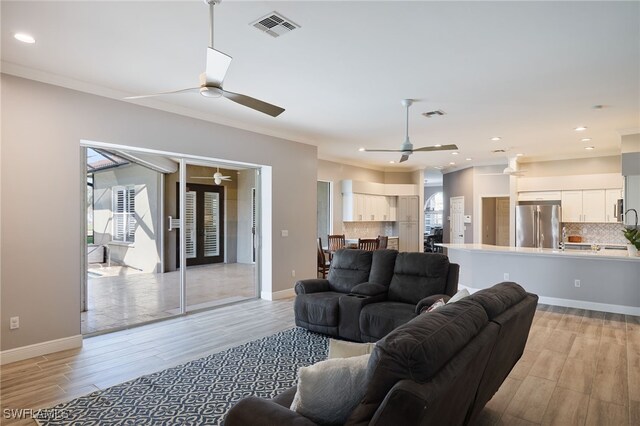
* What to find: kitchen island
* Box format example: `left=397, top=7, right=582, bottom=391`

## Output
left=438, top=243, right=639, bottom=315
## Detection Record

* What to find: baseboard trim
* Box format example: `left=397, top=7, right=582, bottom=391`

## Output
left=0, top=335, right=83, bottom=365
left=461, top=285, right=639, bottom=316
left=261, top=288, right=295, bottom=301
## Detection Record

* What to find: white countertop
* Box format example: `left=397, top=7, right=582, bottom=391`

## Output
left=437, top=243, right=639, bottom=261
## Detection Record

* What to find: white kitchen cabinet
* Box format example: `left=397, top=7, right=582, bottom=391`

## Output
left=387, top=196, right=397, bottom=221
left=399, top=221, right=419, bottom=252
left=518, top=191, right=562, bottom=201
left=343, top=193, right=398, bottom=222
left=561, top=189, right=609, bottom=223
left=605, top=189, right=622, bottom=223
left=398, top=196, right=419, bottom=222
left=582, top=190, right=605, bottom=222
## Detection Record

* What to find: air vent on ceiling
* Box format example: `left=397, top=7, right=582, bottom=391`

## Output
left=422, top=110, right=446, bottom=118
left=251, top=12, right=300, bottom=38
left=492, top=149, right=506, bottom=153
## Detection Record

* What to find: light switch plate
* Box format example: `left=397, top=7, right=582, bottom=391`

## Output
left=281, top=230, right=288, bottom=237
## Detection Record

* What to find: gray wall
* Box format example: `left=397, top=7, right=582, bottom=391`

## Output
left=442, top=167, right=474, bottom=243
left=1, top=74, right=317, bottom=351
left=424, top=185, right=443, bottom=205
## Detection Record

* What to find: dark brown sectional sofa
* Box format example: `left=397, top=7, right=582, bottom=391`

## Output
left=225, top=282, right=538, bottom=425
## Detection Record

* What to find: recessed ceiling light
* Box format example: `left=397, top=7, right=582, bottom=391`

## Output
left=358, top=147, right=365, bottom=152
left=434, top=144, right=442, bottom=148
left=434, top=166, right=443, bottom=170
left=451, top=152, right=459, bottom=155
left=14, top=33, right=35, bottom=44
left=581, top=138, right=591, bottom=142
left=574, top=126, right=587, bottom=131
left=465, top=158, right=472, bottom=161
left=491, top=137, right=501, bottom=141
left=516, top=153, right=524, bottom=157
left=449, top=162, right=456, bottom=165
left=389, top=160, right=395, bottom=164
left=584, top=146, right=595, bottom=150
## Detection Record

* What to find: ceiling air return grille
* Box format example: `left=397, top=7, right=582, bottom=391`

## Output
left=252, top=12, right=300, bottom=37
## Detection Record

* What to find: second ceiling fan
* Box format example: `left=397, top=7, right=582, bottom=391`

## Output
left=363, top=99, right=457, bottom=163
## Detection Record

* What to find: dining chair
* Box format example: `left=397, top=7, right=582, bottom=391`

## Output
left=358, top=238, right=379, bottom=251
left=317, top=237, right=330, bottom=278
left=327, top=234, right=346, bottom=260
left=377, top=235, right=388, bottom=249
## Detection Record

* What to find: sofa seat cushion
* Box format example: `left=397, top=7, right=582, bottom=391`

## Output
left=295, top=291, right=344, bottom=328
left=388, top=253, right=451, bottom=304
left=359, top=302, right=417, bottom=341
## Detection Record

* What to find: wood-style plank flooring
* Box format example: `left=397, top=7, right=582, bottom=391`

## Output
left=1, top=300, right=638, bottom=425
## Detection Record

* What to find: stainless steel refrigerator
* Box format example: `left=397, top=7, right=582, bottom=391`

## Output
left=515, top=204, right=562, bottom=248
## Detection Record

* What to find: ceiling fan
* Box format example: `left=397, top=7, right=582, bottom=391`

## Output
left=191, top=167, right=232, bottom=185
left=125, top=0, right=285, bottom=117
left=362, top=99, right=458, bottom=163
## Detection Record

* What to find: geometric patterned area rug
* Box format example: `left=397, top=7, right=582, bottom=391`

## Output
left=37, top=328, right=329, bottom=425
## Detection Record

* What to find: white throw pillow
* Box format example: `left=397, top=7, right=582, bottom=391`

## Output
left=447, top=288, right=470, bottom=304
left=290, top=354, right=370, bottom=424
left=328, top=339, right=375, bottom=359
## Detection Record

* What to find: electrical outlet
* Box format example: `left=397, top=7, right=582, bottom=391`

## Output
left=291, top=270, right=295, bottom=277
left=574, top=279, right=581, bottom=288
left=281, top=230, right=289, bottom=237
left=503, top=273, right=509, bottom=281
left=9, top=316, right=19, bottom=330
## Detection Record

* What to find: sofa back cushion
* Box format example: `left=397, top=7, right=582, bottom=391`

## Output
left=388, top=253, right=451, bottom=304
left=346, top=299, right=489, bottom=424
left=368, top=249, right=399, bottom=286
left=466, top=281, right=527, bottom=319
left=328, top=249, right=373, bottom=293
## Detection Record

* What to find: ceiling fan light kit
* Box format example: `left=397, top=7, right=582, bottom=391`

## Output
left=124, top=0, right=285, bottom=117
left=363, top=99, right=458, bottom=163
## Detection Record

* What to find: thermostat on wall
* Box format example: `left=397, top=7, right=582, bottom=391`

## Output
left=464, top=215, right=472, bottom=223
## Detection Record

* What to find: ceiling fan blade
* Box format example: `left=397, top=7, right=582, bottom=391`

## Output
left=220, top=176, right=232, bottom=180
left=191, top=176, right=214, bottom=179
left=124, top=88, right=199, bottom=100
left=399, top=155, right=410, bottom=163
left=205, top=47, right=232, bottom=86
left=412, top=144, right=459, bottom=152
left=363, top=149, right=404, bottom=153
left=221, top=89, right=285, bottom=117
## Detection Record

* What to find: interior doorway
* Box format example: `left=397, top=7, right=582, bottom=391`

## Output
left=482, top=196, right=510, bottom=246
left=317, top=181, right=332, bottom=242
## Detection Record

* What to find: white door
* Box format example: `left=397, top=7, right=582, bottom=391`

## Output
left=450, top=196, right=465, bottom=244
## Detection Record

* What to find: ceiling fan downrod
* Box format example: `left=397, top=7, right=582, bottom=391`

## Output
left=206, top=0, right=222, bottom=49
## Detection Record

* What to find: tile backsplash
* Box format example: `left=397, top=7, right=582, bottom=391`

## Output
left=563, top=222, right=627, bottom=245
left=342, top=222, right=395, bottom=239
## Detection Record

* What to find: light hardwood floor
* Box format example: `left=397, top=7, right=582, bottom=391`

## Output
left=1, top=300, right=638, bottom=425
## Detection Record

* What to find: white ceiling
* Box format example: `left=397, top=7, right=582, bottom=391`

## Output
left=2, top=1, right=639, bottom=174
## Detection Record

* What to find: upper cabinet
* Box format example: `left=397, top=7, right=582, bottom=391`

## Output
left=342, top=180, right=415, bottom=222
left=561, top=189, right=617, bottom=223
left=343, top=193, right=397, bottom=222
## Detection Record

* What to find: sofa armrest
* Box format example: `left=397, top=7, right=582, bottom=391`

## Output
left=295, top=279, right=330, bottom=295
left=445, top=263, right=460, bottom=296
left=415, top=294, right=451, bottom=314
left=225, top=396, right=318, bottom=426
left=351, top=282, right=388, bottom=297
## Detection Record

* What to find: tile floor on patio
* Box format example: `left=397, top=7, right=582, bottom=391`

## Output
left=82, top=262, right=256, bottom=334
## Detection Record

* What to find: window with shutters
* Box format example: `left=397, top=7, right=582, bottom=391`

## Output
left=112, top=185, right=136, bottom=243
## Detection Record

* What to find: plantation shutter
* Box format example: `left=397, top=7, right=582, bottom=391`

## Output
left=185, top=191, right=196, bottom=258
left=204, top=191, right=220, bottom=256
left=112, top=185, right=136, bottom=243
